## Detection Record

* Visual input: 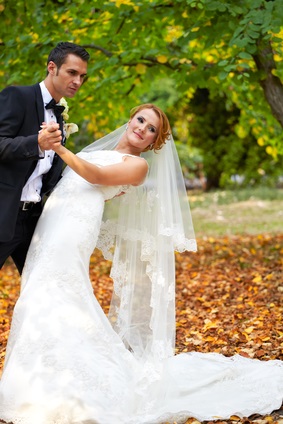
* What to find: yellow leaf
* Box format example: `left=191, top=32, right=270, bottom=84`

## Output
left=135, top=63, right=147, bottom=74
left=274, top=54, right=282, bottom=62
left=204, top=336, right=215, bottom=341
left=252, top=275, right=262, bottom=283
left=257, top=136, right=265, bottom=146
left=205, top=54, right=215, bottom=62
left=165, top=26, right=183, bottom=43
left=266, top=145, right=277, bottom=158
left=157, top=55, right=168, bottom=64
left=115, top=0, right=135, bottom=6
left=235, top=124, right=248, bottom=139
left=244, top=326, right=254, bottom=334
left=203, top=321, right=218, bottom=332
left=196, top=297, right=205, bottom=302
left=266, top=273, right=273, bottom=280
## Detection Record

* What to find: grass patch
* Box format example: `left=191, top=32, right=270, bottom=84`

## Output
left=189, top=187, right=283, bottom=237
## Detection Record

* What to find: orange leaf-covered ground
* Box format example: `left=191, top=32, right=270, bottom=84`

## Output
left=0, top=233, right=283, bottom=424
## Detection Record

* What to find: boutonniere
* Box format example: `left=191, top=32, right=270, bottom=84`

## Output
left=59, top=97, right=79, bottom=139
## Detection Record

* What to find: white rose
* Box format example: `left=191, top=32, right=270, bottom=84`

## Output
left=64, top=123, right=79, bottom=139
left=59, top=97, right=70, bottom=121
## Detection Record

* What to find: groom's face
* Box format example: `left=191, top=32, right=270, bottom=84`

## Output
left=48, top=54, right=88, bottom=100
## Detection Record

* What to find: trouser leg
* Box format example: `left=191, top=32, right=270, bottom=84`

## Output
left=0, top=206, right=41, bottom=274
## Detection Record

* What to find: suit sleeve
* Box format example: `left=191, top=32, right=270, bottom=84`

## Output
left=0, top=86, right=40, bottom=162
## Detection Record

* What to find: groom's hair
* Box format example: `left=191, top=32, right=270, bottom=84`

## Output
left=47, top=42, right=90, bottom=71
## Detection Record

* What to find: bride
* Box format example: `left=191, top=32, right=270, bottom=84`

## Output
left=0, top=104, right=282, bottom=424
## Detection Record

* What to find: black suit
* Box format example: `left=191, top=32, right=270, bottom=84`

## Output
left=0, top=83, right=64, bottom=272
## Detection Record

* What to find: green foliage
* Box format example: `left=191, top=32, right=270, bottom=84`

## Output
left=0, top=0, right=283, bottom=157
left=188, top=89, right=283, bottom=189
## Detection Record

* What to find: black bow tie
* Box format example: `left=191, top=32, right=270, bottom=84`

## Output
left=45, top=98, right=65, bottom=119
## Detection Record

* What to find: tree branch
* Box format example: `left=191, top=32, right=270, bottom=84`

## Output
left=82, top=44, right=113, bottom=58
left=253, top=38, right=283, bottom=128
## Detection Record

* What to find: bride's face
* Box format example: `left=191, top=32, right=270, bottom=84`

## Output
left=127, top=108, right=160, bottom=151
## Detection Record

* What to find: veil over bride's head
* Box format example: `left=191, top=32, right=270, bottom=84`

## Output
left=80, top=104, right=197, bottom=363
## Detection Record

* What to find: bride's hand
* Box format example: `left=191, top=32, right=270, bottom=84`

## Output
left=38, top=121, right=62, bottom=151
left=40, top=122, right=64, bottom=153
left=40, top=121, right=59, bottom=134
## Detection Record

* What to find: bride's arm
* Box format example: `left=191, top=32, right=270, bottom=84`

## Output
left=52, top=141, right=148, bottom=186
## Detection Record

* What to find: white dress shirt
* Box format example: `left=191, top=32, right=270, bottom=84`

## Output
left=21, top=82, right=57, bottom=202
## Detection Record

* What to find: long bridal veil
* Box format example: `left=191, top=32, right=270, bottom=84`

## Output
left=72, top=124, right=197, bottom=362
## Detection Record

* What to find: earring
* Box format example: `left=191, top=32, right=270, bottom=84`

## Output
left=126, top=124, right=128, bottom=130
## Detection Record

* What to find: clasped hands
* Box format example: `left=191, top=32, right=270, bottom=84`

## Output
left=38, top=121, right=63, bottom=152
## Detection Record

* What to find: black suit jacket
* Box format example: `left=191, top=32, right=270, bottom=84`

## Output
left=0, top=83, right=63, bottom=242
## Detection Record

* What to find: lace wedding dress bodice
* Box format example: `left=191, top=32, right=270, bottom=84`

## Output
left=0, top=150, right=282, bottom=424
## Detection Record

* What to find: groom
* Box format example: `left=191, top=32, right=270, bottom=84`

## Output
left=0, top=41, right=90, bottom=274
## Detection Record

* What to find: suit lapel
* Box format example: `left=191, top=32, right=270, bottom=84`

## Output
left=57, top=115, right=66, bottom=146
left=23, top=85, right=44, bottom=182
left=34, top=83, right=45, bottom=128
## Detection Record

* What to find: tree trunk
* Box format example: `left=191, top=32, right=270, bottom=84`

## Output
left=253, top=39, right=283, bottom=128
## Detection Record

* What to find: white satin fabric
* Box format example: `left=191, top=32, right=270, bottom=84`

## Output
left=0, top=150, right=282, bottom=424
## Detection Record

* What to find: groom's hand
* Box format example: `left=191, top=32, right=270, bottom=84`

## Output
left=38, top=121, right=62, bottom=151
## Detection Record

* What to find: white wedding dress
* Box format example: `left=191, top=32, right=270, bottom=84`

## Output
left=0, top=150, right=282, bottom=424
